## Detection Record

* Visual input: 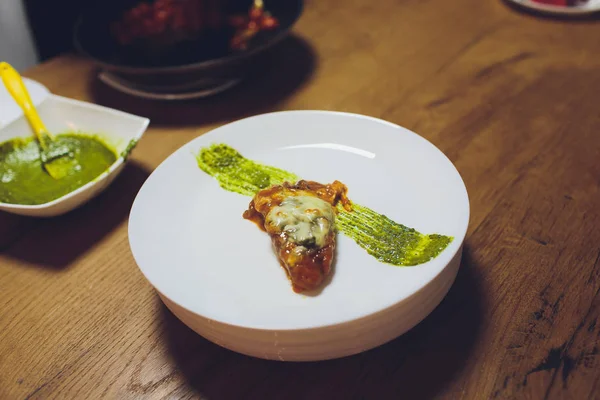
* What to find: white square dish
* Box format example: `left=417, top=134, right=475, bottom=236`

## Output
left=0, top=79, right=149, bottom=217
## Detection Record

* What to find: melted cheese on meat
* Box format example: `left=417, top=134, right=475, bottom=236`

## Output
left=265, top=195, right=334, bottom=248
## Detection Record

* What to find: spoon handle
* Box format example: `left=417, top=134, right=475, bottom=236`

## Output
left=0, top=62, right=51, bottom=147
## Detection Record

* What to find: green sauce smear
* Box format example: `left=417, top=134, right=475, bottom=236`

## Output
left=197, top=143, right=299, bottom=195
left=196, top=143, right=453, bottom=266
left=121, top=139, right=138, bottom=160
left=0, top=134, right=117, bottom=205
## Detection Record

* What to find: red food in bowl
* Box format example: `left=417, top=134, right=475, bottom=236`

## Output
left=111, top=0, right=280, bottom=51
left=112, top=0, right=223, bottom=46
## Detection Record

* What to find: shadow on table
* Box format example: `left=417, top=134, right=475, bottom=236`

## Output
left=501, top=0, right=600, bottom=22
left=1, top=161, right=150, bottom=269
left=161, top=245, right=484, bottom=399
left=88, top=34, right=317, bottom=128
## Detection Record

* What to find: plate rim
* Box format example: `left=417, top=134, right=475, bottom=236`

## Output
left=128, top=110, right=471, bottom=331
left=505, top=0, right=600, bottom=14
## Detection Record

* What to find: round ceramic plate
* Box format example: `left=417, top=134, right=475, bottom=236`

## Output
left=128, top=111, right=470, bottom=361
left=506, top=0, right=600, bottom=14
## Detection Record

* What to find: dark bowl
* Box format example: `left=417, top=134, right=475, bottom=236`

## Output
left=73, top=0, right=304, bottom=87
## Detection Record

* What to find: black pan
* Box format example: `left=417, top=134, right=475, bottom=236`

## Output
left=73, top=0, right=303, bottom=86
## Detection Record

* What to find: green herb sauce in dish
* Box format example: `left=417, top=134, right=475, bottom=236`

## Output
left=0, top=134, right=117, bottom=205
left=196, top=143, right=453, bottom=266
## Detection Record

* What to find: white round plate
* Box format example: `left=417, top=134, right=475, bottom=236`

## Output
left=128, top=111, right=470, bottom=361
left=506, top=0, right=600, bottom=15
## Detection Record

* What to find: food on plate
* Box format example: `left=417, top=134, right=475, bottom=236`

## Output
left=196, top=143, right=454, bottom=269
left=0, top=134, right=117, bottom=205
left=196, top=142, right=298, bottom=195
left=243, top=180, right=351, bottom=292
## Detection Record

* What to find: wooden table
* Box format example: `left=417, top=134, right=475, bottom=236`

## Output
left=2, top=1, right=600, bottom=398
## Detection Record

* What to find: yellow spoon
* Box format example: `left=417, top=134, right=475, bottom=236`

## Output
left=0, top=62, right=76, bottom=179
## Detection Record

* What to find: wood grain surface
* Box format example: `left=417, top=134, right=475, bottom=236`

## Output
left=2, top=0, right=600, bottom=398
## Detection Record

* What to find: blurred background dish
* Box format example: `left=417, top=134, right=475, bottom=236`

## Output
left=74, top=0, right=303, bottom=99
left=505, top=0, right=600, bottom=14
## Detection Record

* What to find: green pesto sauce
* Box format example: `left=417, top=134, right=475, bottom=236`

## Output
left=336, top=203, right=453, bottom=265
left=121, top=139, right=138, bottom=160
left=196, top=143, right=453, bottom=266
left=196, top=143, right=299, bottom=195
left=0, top=134, right=117, bottom=205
